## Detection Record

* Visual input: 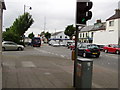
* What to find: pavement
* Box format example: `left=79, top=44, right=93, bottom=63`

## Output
left=2, top=53, right=74, bottom=89
left=1, top=45, right=118, bottom=89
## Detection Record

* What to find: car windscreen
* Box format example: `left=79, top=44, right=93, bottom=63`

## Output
left=33, top=38, right=40, bottom=43
left=87, top=45, right=99, bottom=49
left=115, top=45, right=120, bottom=48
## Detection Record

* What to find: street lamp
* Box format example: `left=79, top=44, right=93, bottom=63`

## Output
left=24, top=5, right=32, bottom=14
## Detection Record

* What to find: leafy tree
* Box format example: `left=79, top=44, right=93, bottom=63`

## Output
left=2, top=12, right=34, bottom=44
left=40, top=31, right=45, bottom=36
left=12, top=12, right=34, bottom=37
left=45, top=32, right=51, bottom=40
left=28, top=32, right=35, bottom=39
left=2, top=29, right=20, bottom=43
left=64, top=25, right=76, bottom=39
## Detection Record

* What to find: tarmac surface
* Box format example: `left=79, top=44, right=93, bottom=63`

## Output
left=1, top=45, right=119, bottom=89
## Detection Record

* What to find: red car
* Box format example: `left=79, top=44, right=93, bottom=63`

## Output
left=103, top=44, right=120, bottom=54
left=69, top=43, right=75, bottom=50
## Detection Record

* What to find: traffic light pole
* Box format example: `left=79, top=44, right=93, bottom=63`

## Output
left=73, top=24, right=85, bottom=87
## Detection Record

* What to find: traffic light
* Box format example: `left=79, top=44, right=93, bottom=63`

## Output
left=76, top=1, right=93, bottom=25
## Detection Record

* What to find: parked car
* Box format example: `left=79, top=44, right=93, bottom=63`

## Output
left=67, top=40, right=75, bottom=48
left=69, top=43, right=75, bottom=50
left=52, top=43, right=60, bottom=47
left=103, top=44, right=120, bottom=54
left=2, top=41, right=24, bottom=51
left=77, top=43, right=100, bottom=58
left=97, top=45, right=105, bottom=51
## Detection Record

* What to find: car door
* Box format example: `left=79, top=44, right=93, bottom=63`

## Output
left=10, top=43, right=18, bottom=50
left=78, top=44, right=86, bottom=55
left=107, top=45, right=113, bottom=52
left=7, top=42, right=17, bottom=50
left=110, top=45, right=117, bottom=53
left=3, top=43, right=10, bottom=50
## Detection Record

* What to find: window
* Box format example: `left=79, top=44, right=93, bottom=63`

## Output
left=80, top=33, right=82, bottom=38
left=65, top=36, right=67, bottom=38
left=91, top=32, right=94, bottom=37
left=83, top=33, right=84, bottom=38
left=109, top=21, right=114, bottom=26
left=86, top=33, right=88, bottom=37
left=60, top=36, right=62, bottom=38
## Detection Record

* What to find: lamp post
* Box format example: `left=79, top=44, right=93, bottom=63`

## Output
left=24, top=5, right=32, bottom=14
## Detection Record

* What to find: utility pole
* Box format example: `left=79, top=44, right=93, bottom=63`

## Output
left=44, top=16, right=46, bottom=33
left=55, top=28, right=56, bottom=39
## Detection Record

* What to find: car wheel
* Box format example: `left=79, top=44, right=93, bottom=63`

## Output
left=2, top=47, right=5, bottom=51
left=104, top=49, right=108, bottom=53
left=83, top=52, right=87, bottom=58
left=18, top=47, right=22, bottom=51
left=116, top=50, right=120, bottom=54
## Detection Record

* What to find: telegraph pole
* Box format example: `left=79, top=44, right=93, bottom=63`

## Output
left=44, top=16, right=46, bottom=33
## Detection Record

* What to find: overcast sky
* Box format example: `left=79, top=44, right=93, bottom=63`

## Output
left=3, top=0, right=119, bottom=36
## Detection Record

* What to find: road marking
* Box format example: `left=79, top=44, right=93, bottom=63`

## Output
left=22, top=61, right=36, bottom=67
left=92, top=82, right=103, bottom=88
left=61, top=55, right=65, bottom=58
left=44, top=72, right=51, bottom=75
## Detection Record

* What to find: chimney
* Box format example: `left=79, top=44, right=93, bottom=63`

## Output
left=96, top=19, right=101, bottom=23
left=115, top=9, right=120, bottom=16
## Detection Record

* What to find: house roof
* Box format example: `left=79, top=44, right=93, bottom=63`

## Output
left=106, top=9, right=120, bottom=21
left=80, top=25, right=94, bottom=32
left=51, top=31, right=63, bottom=36
left=91, top=22, right=106, bottom=31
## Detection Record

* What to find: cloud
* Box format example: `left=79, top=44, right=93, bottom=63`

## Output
left=3, top=0, right=120, bottom=36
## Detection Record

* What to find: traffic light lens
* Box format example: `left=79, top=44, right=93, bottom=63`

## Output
left=82, top=18, right=85, bottom=22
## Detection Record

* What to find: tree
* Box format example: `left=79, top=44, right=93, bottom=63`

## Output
left=28, top=32, right=35, bottom=39
left=64, top=25, right=76, bottom=39
left=40, top=31, right=45, bottom=36
left=2, top=29, right=20, bottom=43
left=45, top=32, right=51, bottom=40
left=12, top=12, right=34, bottom=37
left=2, top=12, right=34, bottom=44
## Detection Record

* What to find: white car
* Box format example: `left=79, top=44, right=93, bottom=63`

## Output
left=2, top=41, right=24, bottom=51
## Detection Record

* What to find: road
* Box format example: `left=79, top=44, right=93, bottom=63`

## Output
left=2, top=44, right=118, bottom=88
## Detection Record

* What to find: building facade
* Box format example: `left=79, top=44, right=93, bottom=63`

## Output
left=50, top=31, right=69, bottom=40
left=79, top=20, right=106, bottom=43
left=93, top=9, right=120, bottom=45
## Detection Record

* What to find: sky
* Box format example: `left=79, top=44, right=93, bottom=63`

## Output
left=3, top=0, right=120, bottom=36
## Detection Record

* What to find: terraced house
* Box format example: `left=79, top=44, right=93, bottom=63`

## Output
left=93, top=9, right=120, bottom=45
left=79, top=8, right=120, bottom=46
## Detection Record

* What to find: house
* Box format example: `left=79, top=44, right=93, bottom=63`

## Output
left=79, top=20, right=106, bottom=43
left=50, top=31, right=69, bottom=40
left=79, top=25, right=94, bottom=43
left=50, top=31, right=70, bottom=45
left=93, top=9, right=120, bottom=45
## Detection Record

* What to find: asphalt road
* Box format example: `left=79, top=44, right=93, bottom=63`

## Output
left=2, top=44, right=119, bottom=88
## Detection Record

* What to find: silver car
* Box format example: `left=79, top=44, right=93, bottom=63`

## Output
left=2, top=41, right=24, bottom=51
